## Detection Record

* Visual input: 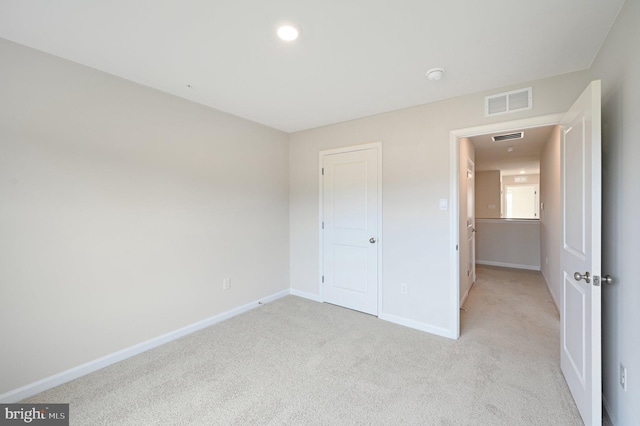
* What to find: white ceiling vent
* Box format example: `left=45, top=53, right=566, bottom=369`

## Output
left=492, top=131, right=524, bottom=142
left=485, top=87, right=532, bottom=117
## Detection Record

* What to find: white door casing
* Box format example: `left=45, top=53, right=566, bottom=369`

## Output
left=466, top=159, right=476, bottom=286
left=320, top=144, right=381, bottom=316
left=450, top=113, right=564, bottom=340
left=560, top=80, right=602, bottom=426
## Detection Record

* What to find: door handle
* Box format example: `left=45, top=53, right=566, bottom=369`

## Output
left=369, top=238, right=376, bottom=244
left=602, top=275, right=613, bottom=285
left=573, top=271, right=591, bottom=283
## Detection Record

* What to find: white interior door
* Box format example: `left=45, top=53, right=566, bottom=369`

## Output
left=505, top=184, right=539, bottom=219
left=466, top=160, right=476, bottom=286
left=560, top=80, right=602, bottom=426
left=322, top=147, right=380, bottom=315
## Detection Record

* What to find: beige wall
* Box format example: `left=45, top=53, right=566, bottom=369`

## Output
left=587, top=0, right=640, bottom=422
left=0, top=39, right=290, bottom=395
left=539, top=126, right=562, bottom=309
left=475, top=171, right=501, bottom=218
left=289, top=68, right=592, bottom=336
left=475, top=219, right=540, bottom=270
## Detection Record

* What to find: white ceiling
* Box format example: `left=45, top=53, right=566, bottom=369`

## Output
left=0, top=0, right=625, bottom=133
left=471, top=125, right=555, bottom=176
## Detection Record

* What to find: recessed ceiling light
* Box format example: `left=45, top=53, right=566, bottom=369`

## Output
left=520, top=170, right=526, bottom=174
left=426, top=68, right=445, bottom=81
left=277, top=25, right=300, bottom=41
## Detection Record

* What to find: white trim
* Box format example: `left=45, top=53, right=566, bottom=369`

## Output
left=449, top=128, right=460, bottom=339
left=476, top=218, right=540, bottom=225
left=318, top=142, right=383, bottom=156
left=476, top=260, right=540, bottom=271
left=541, top=270, right=561, bottom=314
left=460, top=287, right=471, bottom=308
left=0, top=290, right=290, bottom=403
left=318, top=142, right=383, bottom=316
left=318, top=151, right=324, bottom=304
left=380, top=313, right=456, bottom=339
left=450, top=113, right=562, bottom=339
left=451, top=114, right=563, bottom=140
left=289, top=289, right=322, bottom=303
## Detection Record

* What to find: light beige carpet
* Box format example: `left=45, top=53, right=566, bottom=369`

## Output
left=23, top=266, right=583, bottom=425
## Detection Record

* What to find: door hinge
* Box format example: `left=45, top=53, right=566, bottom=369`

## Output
left=456, top=245, right=459, bottom=251
left=322, top=275, right=324, bottom=283
left=322, top=221, right=324, bottom=229
left=322, top=168, right=324, bottom=175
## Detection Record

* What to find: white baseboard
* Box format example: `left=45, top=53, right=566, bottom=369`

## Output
left=289, top=293, right=456, bottom=340
left=603, top=395, right=618, bottom=426
left=379, top=313, right=456, bottom=340
left=0, top=289, right=290, bottom=403
left=289, top=288, right=322, bottom=302
left=540, top=270, right=561, bottom=314
left=460, top=287, right=470, bottom=308
left=476, top=260, right=540, bottom=271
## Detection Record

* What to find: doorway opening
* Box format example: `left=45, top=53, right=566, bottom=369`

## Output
left=449, top=114, right=563, bottom=339
left=450, top=81, right=603, bottom=425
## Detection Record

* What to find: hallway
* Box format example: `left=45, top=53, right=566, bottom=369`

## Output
left=460, top=265, right=582, bottom=423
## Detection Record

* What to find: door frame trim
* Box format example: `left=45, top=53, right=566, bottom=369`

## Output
left=449, top=114, right=562, bottom=338
left=318, top=142, right=383, bottom=316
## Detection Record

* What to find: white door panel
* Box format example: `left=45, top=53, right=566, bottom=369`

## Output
left=560, top=80, right=602, bottom=426
left=466, top=160, right=476, bottom=286
left=322, top=147, right=379, bottom=315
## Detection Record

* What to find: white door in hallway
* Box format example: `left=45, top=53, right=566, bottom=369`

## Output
left=321, top=145, right=380, bottom=316
left=466, top=159, right=476, bottom=287
left=560, top=80, right=602, bottom=426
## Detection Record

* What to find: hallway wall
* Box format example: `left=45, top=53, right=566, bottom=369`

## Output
left=539, top=126, right=562, bottom=310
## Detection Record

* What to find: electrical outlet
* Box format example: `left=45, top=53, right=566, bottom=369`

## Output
left=401, top=283, right=408, bottom=295
left=620, top=364, right=627, bottom=391
left=223, top=278, right=230, bottom=291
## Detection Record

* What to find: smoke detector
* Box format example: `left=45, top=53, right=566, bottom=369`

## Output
left=426, top=68, right=445, bottom=81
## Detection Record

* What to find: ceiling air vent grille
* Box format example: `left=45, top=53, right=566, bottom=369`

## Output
left=492, top=131, right=524, bottom=142
left=485, top=87, right=532, bottom=117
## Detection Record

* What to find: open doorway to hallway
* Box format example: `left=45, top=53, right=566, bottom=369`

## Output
left=451, top=81, right=604, bottom=425
left=457, top=123, right=563, bottom=312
